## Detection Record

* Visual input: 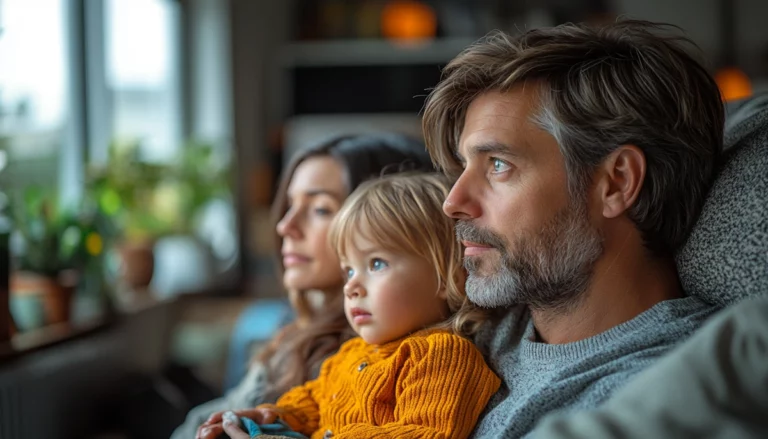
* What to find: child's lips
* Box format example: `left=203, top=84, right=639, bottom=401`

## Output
left=350, top=308, right=372, bottom=324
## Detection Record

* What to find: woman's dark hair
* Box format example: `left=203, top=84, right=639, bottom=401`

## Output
left=257, top=133, right=433, bottom=401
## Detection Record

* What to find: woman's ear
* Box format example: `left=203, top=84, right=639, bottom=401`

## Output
left=437, top=285, right=448, bottom=300
left=595, top=145, right=646, bottom=219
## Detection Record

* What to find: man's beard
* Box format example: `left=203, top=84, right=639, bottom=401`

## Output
left=456, top=202, right=603, bottom=311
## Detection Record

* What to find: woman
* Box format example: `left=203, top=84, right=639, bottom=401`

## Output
left=172, top=133, right=432, bottom=439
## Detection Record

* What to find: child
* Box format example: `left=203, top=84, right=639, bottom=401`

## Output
left=202, top=173, right=500, bottom=439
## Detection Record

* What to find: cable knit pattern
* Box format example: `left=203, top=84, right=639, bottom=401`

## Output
left=258, top=329, right=500, bottom=439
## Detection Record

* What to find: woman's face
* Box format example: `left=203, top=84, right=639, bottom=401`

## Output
left=277, top=156, right=348, bottom=293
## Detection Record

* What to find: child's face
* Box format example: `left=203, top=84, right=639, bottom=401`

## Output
left=341, top=233, right=451, bottom=345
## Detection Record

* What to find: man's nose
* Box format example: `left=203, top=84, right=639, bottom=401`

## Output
left=443, top=172, right=482, bottom=220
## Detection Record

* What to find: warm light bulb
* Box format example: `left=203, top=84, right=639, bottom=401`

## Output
left=715, top=67, right=753, bottom=101
left=381, top=0, right=437, bottom=41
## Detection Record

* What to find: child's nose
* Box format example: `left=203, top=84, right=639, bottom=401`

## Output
left=344, top=281, right=366, bottom=299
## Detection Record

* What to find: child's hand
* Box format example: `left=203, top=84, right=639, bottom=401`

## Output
left=220, top=413, right=251, bottom=439
left=196, top=408, right=281, bottom=439
left=253, top=407, right=280, bottom=424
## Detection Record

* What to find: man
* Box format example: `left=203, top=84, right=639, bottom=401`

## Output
left=422, top=20, right=723, bottom=438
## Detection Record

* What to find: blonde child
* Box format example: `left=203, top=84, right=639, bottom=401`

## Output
left=201, top=172, right=499, bottom=439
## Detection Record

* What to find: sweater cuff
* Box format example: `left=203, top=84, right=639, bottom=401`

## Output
left=254, top=403, right=305, bottom=433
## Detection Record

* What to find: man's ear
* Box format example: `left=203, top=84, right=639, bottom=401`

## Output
left=595, top=145, right=646, bottom=219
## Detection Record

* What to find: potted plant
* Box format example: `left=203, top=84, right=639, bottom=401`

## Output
left=159, top=140, right=231, bottom=232
left=147, top=140, right=233, bottom=295
left=87, top=140, right=171, bottom=290
left=9, top=186, right=105, bottom=328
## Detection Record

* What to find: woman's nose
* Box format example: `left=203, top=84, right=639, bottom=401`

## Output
left=276, top=209, right=303, bottom=238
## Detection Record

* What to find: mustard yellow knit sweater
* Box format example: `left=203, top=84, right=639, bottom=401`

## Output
left=258, top=328, right=500, bottom=439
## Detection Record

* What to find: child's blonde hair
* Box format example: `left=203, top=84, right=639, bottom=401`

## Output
left=328, top=172, right=486, bottom=336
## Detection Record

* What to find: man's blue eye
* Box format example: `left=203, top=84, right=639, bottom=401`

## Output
left=370, top=258, right=388, bottom=271
left=492, top=158, right=511, bottom=173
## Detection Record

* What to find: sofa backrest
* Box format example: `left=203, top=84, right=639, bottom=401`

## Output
left=676, top=93, right=768, bottom=307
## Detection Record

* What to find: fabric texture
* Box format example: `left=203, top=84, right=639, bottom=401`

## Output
left=470, top=297, right=717, bottom=439
left=259, top=329, right=500, bottom=439
left=170, top=364, right=272, bottom=439
left=676, top=93, right=768, bottom=307
left=532, top=296, right=768, bottom=439
left=241, top=417, right=307, bottom=438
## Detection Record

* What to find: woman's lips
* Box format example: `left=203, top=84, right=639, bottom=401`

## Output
left=462, top=241, right=495, bottom=256
left=349, top=307, right=372, bottom=325
left=283, top=253, right=311, bottom=267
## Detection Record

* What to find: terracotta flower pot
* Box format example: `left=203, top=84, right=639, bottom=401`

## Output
left=118, top=240, right=156, bottom=290
left=0, top=281, right=10, bottom=342
left=10, top=271, right=76, bottom=326
left=1, top=236, right=11, bottom=341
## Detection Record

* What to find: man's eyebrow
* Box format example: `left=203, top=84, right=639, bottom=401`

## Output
left=458, top=141, right=519, bottom=161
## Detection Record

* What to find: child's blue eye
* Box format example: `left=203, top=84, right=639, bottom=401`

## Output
left=345, top=267, right=355, bottom=280
left=370, top=258, right=388, bottom=272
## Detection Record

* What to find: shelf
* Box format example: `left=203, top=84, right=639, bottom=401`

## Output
left=281, top=37, right=477, bottom=67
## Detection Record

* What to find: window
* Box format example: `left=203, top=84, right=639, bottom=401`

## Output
left=0, top=0, right=69, bottom=188
left=104, top=0, right=182, bottom=162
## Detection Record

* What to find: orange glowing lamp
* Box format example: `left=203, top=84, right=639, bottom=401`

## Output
left=715, top=67, right=753, bottom=101
left=381, top=0, right=437, bottom=41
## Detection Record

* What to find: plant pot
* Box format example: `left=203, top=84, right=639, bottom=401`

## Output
left=1, top=232, right=12, bottom=341
left=118, top=240, right=156, bottom=290
left=10, top=271, right=76, bottom=326
left=0, top=278, right=10, bottom=342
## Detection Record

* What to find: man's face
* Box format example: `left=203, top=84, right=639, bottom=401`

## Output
left=444, top=86, right=603, bottom=310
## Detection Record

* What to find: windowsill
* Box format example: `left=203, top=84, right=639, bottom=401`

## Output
left=0, top=315, right=111, bottom=363
left=0, top=275, right=247, bottom=365
left=0, top=293, right=176, bottom=365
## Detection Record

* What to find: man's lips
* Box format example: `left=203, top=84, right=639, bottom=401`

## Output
left=349, top=307, right=372, bottom=324
left=282, top=253, right=311, bottom=267
left=462, top=240, right=495, bottom=256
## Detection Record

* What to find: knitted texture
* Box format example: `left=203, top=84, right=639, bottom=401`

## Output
left=259, top=329, right=500, bottom=439
left=470, top=297, right=717, bottom=438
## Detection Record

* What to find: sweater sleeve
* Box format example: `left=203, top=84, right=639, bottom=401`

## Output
left=256, top=338, right=359, bottom=436
left=334, top=333, right=500, bottom=439
left=258, top=379, right=322, bottom=436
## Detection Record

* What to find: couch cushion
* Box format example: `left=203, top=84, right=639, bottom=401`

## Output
left=676, top=94, right=768, bottom=307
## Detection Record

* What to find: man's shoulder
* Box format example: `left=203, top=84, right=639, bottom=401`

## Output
left=621, top=296, right=719, bottom=342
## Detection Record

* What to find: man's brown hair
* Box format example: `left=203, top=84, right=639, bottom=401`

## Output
left=423, top=20, right=724, bottom=256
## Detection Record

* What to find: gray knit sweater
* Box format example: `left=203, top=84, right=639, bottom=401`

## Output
left=470, top=297, right=717, bottom=439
